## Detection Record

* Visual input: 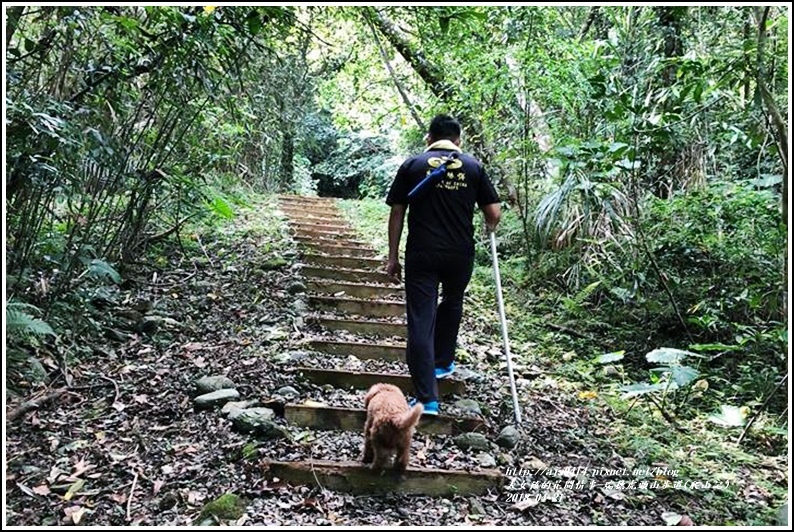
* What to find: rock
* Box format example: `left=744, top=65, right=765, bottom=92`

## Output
left=778, top=502, right=789, bottom=526
left=290, top=299, right=309, bottom=313
left=454, top=367, right=485, bottom=382
left=262, top=258, right=288, bottom=271
left=195, top=375, right=236, bottom=395
left=23, top=357, right=48, bottom=383
left=321, top=384, right=335, bottom=393
left=272, top=352, right=291, bottom=365
left=486, top=348, right=502, bottom=362
left=275, top=386, right=299, bottom=401
left=287, top=281, right=307, bottom=295
left=468, top=497, right=487, bottom=516
left=229, top=406, right=274, bottom=424
left=453, top=432, right=490, bottom=451
left=601, top=365, right=620, bottom=378
left=221, top=400, right=256, bottom=418
left=522, top=456, right=548, bottom=471
left=230, top=408, right=288, bottom=439
left=159, top=492, right=180, bottom=511
left=135, top=316, right=161, bottom=335
left=497, top=452, right=514, bottom=466
left=477, top=452, right=497, bottom=468
left=496, top=425, right=521, bottom=449
left=105, top=327, right=132, bottom=342
left=194, top=389, right=240, bottom=409
left=343, top=355, right=363, bottom=370
left=283, top=250, right=299, bottom=259
left=455, top=399, right=482, bottom=416
left=288, top=351, right=310, bottom=363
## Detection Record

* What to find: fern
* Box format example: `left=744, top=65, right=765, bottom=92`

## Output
left=6, top=302, right=56, bottom=339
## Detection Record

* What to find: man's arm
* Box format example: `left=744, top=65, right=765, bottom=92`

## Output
left=387, top=204, right=407, bottom=283
left=481, top=202, right=501, bottom=233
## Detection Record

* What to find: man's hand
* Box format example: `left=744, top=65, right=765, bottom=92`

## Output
left=386, top=259, right=402, bottom=284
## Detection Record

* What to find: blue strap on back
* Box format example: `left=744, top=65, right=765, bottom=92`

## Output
left=407, top=152, right=459, bottom=203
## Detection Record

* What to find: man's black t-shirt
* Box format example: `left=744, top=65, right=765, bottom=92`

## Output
left=386, top=148, right=499, bottom=256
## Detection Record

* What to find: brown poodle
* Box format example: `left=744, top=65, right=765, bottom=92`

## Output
left=362, top=383, right=424, bottom=473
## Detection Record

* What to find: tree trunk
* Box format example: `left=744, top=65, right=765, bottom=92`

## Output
left=279, top=124, right=295, bottom=190
left=365, top=13, right=425, bottom=131
left=652, top=6, right=688, bottom=198
left=5, top=6, right=25, bottom=48
left=369, top=7, right=514, bottom=202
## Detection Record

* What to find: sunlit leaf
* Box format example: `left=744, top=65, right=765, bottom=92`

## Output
left=707, top=405, right=747, bottom=427
left=595, top=351, right=625, bottom=364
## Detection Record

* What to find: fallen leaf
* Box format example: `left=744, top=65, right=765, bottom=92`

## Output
left=48, top=466, right=63, bottom=485
left=153, top=480, right=164, bottom=495
left=110, top=492, right=127, bottom=504
left=133, top=394, right=149, bottom=404
left=72, top=507, right=87, bottom=525
left=512, top=497, right=539, bottom=511
left=662, top=512, right=683, bottom=525
left=182, top=342, right=204, bottom=351
left=601, top=487, right=626, bottom=500
left=193, top=356, right=207, bottom=368
left=16, top=483, right=37, bottom=497
left=33, top=485, right=51, bottom=496
left=303, top=399, right=327, bottom=407
left=64, top=505, right=87, bottom=524
left=64, top=478, right=86, bottom=501
left=71, top=457, right=94, bottom=478
left=161, top=465, right=174, bottom=475
left=578, top=390, right=598, bottom=400
left=112, top=401, right=126, bottom=411
left=94, top=431, right=106, bottom=442
left=416, top=450, right=427, bottom=461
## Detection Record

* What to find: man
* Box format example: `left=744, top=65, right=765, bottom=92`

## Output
left=385, top=114, right=501, bottom=416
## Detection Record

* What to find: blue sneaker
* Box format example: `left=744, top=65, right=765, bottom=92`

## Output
left=408, top=398, right=439, bottom=416
left=435, top=362, right=456, bottom=379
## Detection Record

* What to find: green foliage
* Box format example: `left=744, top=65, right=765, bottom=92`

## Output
left=312, top=132, right=401, bottom=199
left=198, top=493, right=246, bottom=523
left=6, top=302, right=56, bottom=340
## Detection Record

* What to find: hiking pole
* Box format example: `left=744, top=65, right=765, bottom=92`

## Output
left=489, top=230, right=522, bottom=425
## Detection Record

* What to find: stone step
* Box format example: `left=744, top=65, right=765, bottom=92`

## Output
left=300, top=266, right=393, bottom=285
left=279, top=195, right=337, bottom=204
left=306, top=339, right=405, bottom=362
left=280, top=205, right=340, bottom=215
left=301, top=244, right=378, bottom=258
left=284, top=404, right=488, bottom=435
left=263, top=460, right=503, bottom=496
left=289, top=221, right=352, bottom=232
left=307, top=280, right=401, bottom=299
left=303, top=254, right=383, bottom=271
left=280, top=209, right=342, bottom=221
left=292, top=227, right=360, bottom=240
left=309, top=296, right=405, bottom=318
left=316, top=317, right=405, bottom=338
left=295, top=367, right=465, bottom=396
left=293, top=235, right=371, bottom=248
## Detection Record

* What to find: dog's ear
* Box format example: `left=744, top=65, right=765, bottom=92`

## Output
left=364, top=384, right=384, bottom=407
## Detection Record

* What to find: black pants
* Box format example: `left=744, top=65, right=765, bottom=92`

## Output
left=405, top=251, right=474, bottom=404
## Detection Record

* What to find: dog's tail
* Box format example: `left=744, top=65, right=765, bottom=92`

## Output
left=397, top=403, right=424, bottom=430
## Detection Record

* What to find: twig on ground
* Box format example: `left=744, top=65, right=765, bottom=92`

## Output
left=126, top=471, right=139, bottom=521
left=7, top=388, right=69, bottom=422
left=196, top=234, right=216, bottom=269
left=738, top=373, right=788, bottom=445
left=99, top=374, right=121, bottom=407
